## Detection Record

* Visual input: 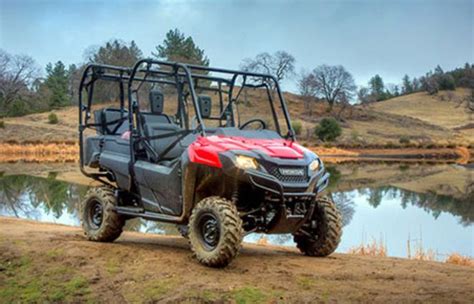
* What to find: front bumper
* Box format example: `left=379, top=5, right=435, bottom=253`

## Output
left=245, top=167, right=329, bottom=203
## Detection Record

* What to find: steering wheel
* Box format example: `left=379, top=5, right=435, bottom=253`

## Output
left=239, top=119, right=267, bottom=130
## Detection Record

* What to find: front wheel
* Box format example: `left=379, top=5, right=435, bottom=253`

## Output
left=294, top=196, right=342, bottom=257
left=188, top=196, right=243, bottom=267
left=81, top=186, right=125, bottom=242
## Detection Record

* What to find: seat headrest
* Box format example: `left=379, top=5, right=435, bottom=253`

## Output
left=198, top=95, right=212, bottom=119
left=149, top=89, right=164, bottom=114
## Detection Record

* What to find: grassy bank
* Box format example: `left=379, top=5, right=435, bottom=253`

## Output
left=0, top=142, right=470, bottom=164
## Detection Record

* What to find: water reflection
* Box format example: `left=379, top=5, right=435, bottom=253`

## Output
left=0, top=174, right=87, bottom=222
left=0, top=164, right=472, bottom=258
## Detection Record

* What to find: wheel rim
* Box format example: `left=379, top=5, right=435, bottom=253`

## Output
left=198, top=213, right=220, bottom=250
left=88, top=200, right=103, bottom=229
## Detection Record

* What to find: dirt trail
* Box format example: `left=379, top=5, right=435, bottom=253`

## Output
left=1, top=217, right=472, bottom=303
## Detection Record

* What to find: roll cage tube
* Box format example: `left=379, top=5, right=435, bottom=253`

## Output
left=185, top=63, right=295, bottom=140
left=78, top=63, right=132, bottom=185
left=78, top=60, right=296, bottom=185
left=127, top=59, right=206, bottom=180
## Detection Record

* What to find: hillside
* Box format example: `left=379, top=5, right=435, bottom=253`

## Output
left=0, top=89, right=472, bottom=148
left=369, top=89, right=473, bottom=142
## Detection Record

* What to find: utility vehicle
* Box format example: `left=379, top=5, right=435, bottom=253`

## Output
left=79, top=59, right=342, bottom=267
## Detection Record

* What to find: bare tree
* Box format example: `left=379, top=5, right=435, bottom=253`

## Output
left=335, top=91, right=352, bottom=120
left=357, top=86, right=371, bottom=104
left=240, top=51, right=295, bottom=90
left=297, top=70, right=318, bottom=115
left=311, top=65, right=356, bottom=109
left=0, top=49, right=40, bottom=110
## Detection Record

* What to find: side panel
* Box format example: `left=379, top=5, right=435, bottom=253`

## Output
left=84, top=136, right=102, bottom=168
left=134, top=161, right=182, bottom=216
left=98, top=136, right=131, bottom=190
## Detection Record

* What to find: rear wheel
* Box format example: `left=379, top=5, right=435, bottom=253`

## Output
left=188, top=196, right=243, bottom=267
left=81, top=186, right=125, bottom=242
left=294, top=196, right=342, bottom=257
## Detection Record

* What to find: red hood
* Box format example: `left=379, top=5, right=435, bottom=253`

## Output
left=188, top=135, right=306, bottom=168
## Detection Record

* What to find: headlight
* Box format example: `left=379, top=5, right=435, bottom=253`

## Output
left=235, top=155, right=258, bottom=170
left=309, top=159, right=320, bottom=171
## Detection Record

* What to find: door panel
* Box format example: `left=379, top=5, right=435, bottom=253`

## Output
left=134, top=161, right=182, bottom=216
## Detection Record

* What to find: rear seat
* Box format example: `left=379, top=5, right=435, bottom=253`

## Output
left=94, top=108, right=129, bottom=135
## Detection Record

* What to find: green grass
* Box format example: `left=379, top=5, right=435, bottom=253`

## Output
left=105, top=257, right=120, bottom=275
left=123, top=278, right=177, bottom=303
left=0, top=253, right=92, bottom=303
left=46, top=248, right=65, bottom=259
left=184, top=289, right=224, bottom=302
left=297, top=276, right=317, bottom=290
left=232, top=286, right=268, bottom=304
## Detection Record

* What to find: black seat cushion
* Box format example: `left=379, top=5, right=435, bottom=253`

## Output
left=94, top=108, right=128, bottom=135
left=144, top=123, right=184, bottom=160
left=140, top=112, right=172, bottom=125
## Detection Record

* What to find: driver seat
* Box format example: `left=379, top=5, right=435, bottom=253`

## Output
left=142, top=89, right=185, bottom=161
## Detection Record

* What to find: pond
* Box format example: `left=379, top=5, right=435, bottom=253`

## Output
left=0, top=163, right=472, bottom=259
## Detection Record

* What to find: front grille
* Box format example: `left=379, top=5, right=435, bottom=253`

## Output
left=262, top=163, right=308, bottom=184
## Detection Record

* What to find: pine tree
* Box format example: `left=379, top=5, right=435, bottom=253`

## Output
left=90, top=39, right=143, bottom=66
left=44, top=61, right=70, bottom=109
left=88, top=40, right=143, bottom=102
left=369, top=74, right=385, bottom=101
left=402, top=74, right=413, bottom=94
left=153, top=29, right=209, bottom=66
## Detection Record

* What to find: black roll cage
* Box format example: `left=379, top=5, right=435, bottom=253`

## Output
left=79, top=59, right=295, bottom=183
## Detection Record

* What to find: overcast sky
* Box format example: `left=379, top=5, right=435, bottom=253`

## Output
left=1, top=0, right=473, bottom=91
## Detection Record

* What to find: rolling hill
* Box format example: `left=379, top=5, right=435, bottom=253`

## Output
left=0, top=88, right=472, bottom=147
left=369, top=88, right=473, bottom=143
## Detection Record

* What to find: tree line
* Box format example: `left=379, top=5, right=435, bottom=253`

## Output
left=1, top=28, right=473, bottom=118
left=0, top=29, right=209, bottom=117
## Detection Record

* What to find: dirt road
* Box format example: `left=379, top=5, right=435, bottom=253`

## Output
left=0, top=217, right=472, bottom=303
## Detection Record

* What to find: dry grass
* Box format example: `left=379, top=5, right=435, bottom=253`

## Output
left=370, top=89, right=472, bottom=130
left=445, top=253, right=474, bottom=267
left=347, top=236, right=473, bottom=267
left=369, top=89, right=474, bottom=144
left=347, top=238, right=387, bottom=257
left=0, top=143, right=78, bottom=162
left=256, top=236, right=269, bottom=245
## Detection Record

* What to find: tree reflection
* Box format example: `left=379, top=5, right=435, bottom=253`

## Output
left=0, top=174, right=87, bottom=220
left=326, top=166, right=342, bottom=190
left=0, top=175, right=38, bottom=218
left=331, top=192, right=355, bottom=227
left=123, top=218, right=180, bottom=235
left=365, top=186, right=473, bottom=226
left=1, top=174, right=472, bottom=232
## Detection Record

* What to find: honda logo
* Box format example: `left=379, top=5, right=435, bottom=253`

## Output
left=278, top=168, right=305, bottom=176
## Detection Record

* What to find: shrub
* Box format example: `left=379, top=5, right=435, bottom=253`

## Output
left=291, top=120, right=303, bottom=136
left=48, top=112, right=59, bottom=124
left=424, top=142, right=436, bottom=149
left=315, top=118, right=342, bottom=142
left=0, top=121, right=4, bottom=129
left=439, top=74, right=456, bottom=91
left=350, top=130, right=359, bottom=141
left=399, top=136, right=410, bottom=145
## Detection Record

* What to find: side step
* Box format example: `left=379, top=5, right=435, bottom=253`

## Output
left=115, top=206, right=183, bottom=224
